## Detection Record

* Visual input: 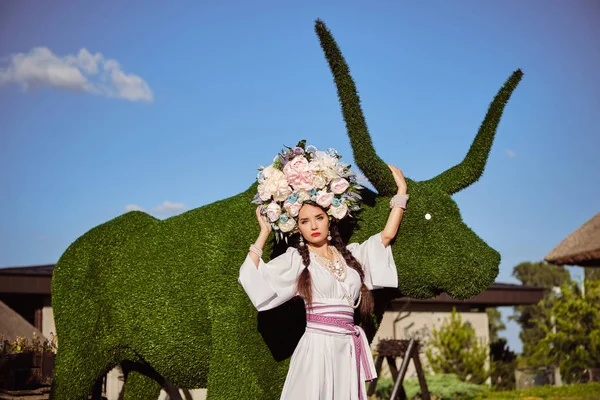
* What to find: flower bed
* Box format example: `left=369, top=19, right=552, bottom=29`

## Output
left=0, top=333, right=57, bottom=391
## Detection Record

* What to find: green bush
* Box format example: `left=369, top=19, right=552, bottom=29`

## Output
left=374, top=376, right=394, bottom=399
left=426, top=308, right=492, bottom=384
left=374, top=374, right=489, bottom=400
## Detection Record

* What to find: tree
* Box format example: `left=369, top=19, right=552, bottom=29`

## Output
left=512, top=261, right=570, bottom=288
left=532, top=280, right=600, bottom=383
left=485, top=308, right=515, bottom=390
left=585, top=267, right=600, bottom=282
left=486, top=308, right=506, bottom=343
left=426, top=308, right=491, bottom=384
left=489, top=338, right=517, bottom=391
left=510, top=261, right=571, bottom=364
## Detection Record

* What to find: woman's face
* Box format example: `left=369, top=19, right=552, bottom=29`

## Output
left=298, top=203, right=330, bottom=246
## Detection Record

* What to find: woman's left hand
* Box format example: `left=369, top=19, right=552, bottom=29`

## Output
left=387, top=164, right=407, bottom=194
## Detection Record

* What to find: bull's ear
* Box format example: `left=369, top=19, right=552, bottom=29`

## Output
left=315, top=19, right=397, bottom=196
left=426, top=69, right=523, bottom=195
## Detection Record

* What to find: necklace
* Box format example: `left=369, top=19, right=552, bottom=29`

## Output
left=309, top=246, right=346, bottom=280
left=308, top=246, right=362, bottom=309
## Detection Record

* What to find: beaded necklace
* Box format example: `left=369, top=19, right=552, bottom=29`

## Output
left=308, top=246, right=362, bottom=309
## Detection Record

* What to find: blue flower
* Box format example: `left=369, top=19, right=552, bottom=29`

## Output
left=309, top=188, right=318, bottom=196
left=287, top=193, right=299, bottom=203
left=331, top=197, right=341, bottom=207
left=279, top=214, right=289, bottom=223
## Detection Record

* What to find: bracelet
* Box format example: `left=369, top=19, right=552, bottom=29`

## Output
left=249, top=244, right=263, bottom=257
left=390, top=193, right=409, bottom=209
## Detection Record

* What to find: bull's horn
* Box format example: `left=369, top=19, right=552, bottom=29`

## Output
left=315, top=19, right=397, bottom=196
left=427, top=69, right=523, bottom=194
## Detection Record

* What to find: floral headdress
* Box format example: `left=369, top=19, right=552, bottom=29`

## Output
left=252, top=140, right=363, bottom=242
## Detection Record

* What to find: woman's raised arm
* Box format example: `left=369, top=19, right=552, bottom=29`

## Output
left=380, top=165, right=408, bottom=247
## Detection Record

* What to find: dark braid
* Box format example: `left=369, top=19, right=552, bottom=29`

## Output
left=295, top=242, right=313, bottom=311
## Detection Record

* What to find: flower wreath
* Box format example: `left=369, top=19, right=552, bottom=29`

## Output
left=252, top=140, right=363, bottom=242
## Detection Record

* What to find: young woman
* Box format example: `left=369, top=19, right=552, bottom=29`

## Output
left=238, top=143, right=408, bottom=400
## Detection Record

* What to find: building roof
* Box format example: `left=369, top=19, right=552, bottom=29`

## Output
left=545, top=212, right=600, bottom=267
left=0, top=264, right=545, bottom=308
left=0, top=264, right=54, bottom=294
left=0, top=300, right=46, bottom=342
left=390, top=282, right=545, bottom=310
left=0, top=264, right=55, bottom=276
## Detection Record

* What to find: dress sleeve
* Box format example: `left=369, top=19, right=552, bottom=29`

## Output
left=346, top=232, right=398, bottom=290
left=237, top=247, right=304, bottom=312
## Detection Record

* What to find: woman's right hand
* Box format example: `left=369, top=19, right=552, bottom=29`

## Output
left=256, top=206, right=272, bottom=237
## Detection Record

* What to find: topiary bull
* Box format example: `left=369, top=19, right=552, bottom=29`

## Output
left=50, top=19, right=522, bottom=400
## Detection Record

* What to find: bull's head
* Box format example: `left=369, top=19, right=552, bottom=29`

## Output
left=315, top=20, right=523, bottom=300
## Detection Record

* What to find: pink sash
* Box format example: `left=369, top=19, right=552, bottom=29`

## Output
left=305, top=302, right=377, bottom=400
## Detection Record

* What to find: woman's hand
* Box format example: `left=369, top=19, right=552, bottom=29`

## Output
left=256, top=206, right=272, bottom=237
left=388, top=164, right=407, bottom=194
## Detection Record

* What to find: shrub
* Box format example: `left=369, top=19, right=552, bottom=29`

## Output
left=373, top=374, right=489, bottom=400
left=426, top=308, right=492, bottom=384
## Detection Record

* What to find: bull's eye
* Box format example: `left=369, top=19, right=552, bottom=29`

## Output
left=425, top=213, right=432, bottom=220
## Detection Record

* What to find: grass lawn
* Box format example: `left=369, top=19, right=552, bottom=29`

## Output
left=476, top=382, right=600, bottom=399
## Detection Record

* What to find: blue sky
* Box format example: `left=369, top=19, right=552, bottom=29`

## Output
left=1, top=0, right=598, bottom=354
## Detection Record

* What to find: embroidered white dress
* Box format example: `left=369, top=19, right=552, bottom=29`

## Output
left=238, top=233, right=398, bottom=400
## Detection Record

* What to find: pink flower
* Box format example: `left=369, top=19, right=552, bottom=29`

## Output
left=283, top=156, right=314, bottom=191
left=266, top=202, right=282, bottom=222
left=315, top=191, right=334, bottom=208
left=330, top=178, right=350, bottom=194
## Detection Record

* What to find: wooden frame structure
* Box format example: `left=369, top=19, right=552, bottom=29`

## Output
left=367, top=338, right=430, bottom=400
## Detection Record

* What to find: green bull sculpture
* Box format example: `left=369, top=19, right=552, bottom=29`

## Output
left=50, top=19, right=522, bottom=400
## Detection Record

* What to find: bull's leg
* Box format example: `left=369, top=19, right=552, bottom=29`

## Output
left=50, top=347, right=113, bottom=400
left=206, top=314, right=264, bottom=400
left=120, top=371, right=162, bottom=400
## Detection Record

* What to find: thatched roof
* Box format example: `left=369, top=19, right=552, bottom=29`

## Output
left=0, top=300, right=45, bottom=342
left=545, top=212, right=600, bottom=267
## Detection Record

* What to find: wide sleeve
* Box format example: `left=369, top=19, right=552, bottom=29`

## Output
left=346, top=232, right=398, bottom=290
left=237, top=247, right=304, bottom=312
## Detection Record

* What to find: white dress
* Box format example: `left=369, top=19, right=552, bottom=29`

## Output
left=238, top=233, right=399, bottom=400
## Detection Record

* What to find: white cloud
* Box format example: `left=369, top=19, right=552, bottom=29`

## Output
left=124, top=201, right=187, bottom=216
left=0, top=47, right=153, bottom=102
left=125, top=204, right=145, bottom=212
left=151, top=201, right=186, bottom=214
left=506, top=149, right=517, bottom=158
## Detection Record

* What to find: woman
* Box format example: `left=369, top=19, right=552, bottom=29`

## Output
left=238, top=142, right=408, bottom=400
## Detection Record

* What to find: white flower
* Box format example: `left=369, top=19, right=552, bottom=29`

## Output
left=312, top=174, right=327, bottom=189
left=266, top=202, right=282, bottom=222
left=278, top=217, right=296, bottom=232
left=258, top=165, right=292, bottom=201
left=328, top=203, right=348, bottom=219
left=260, top=165, right=282, bottom=181
left=284, top=201, right=303, bottom=217
left=296, top=190, right=311, bottom=202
